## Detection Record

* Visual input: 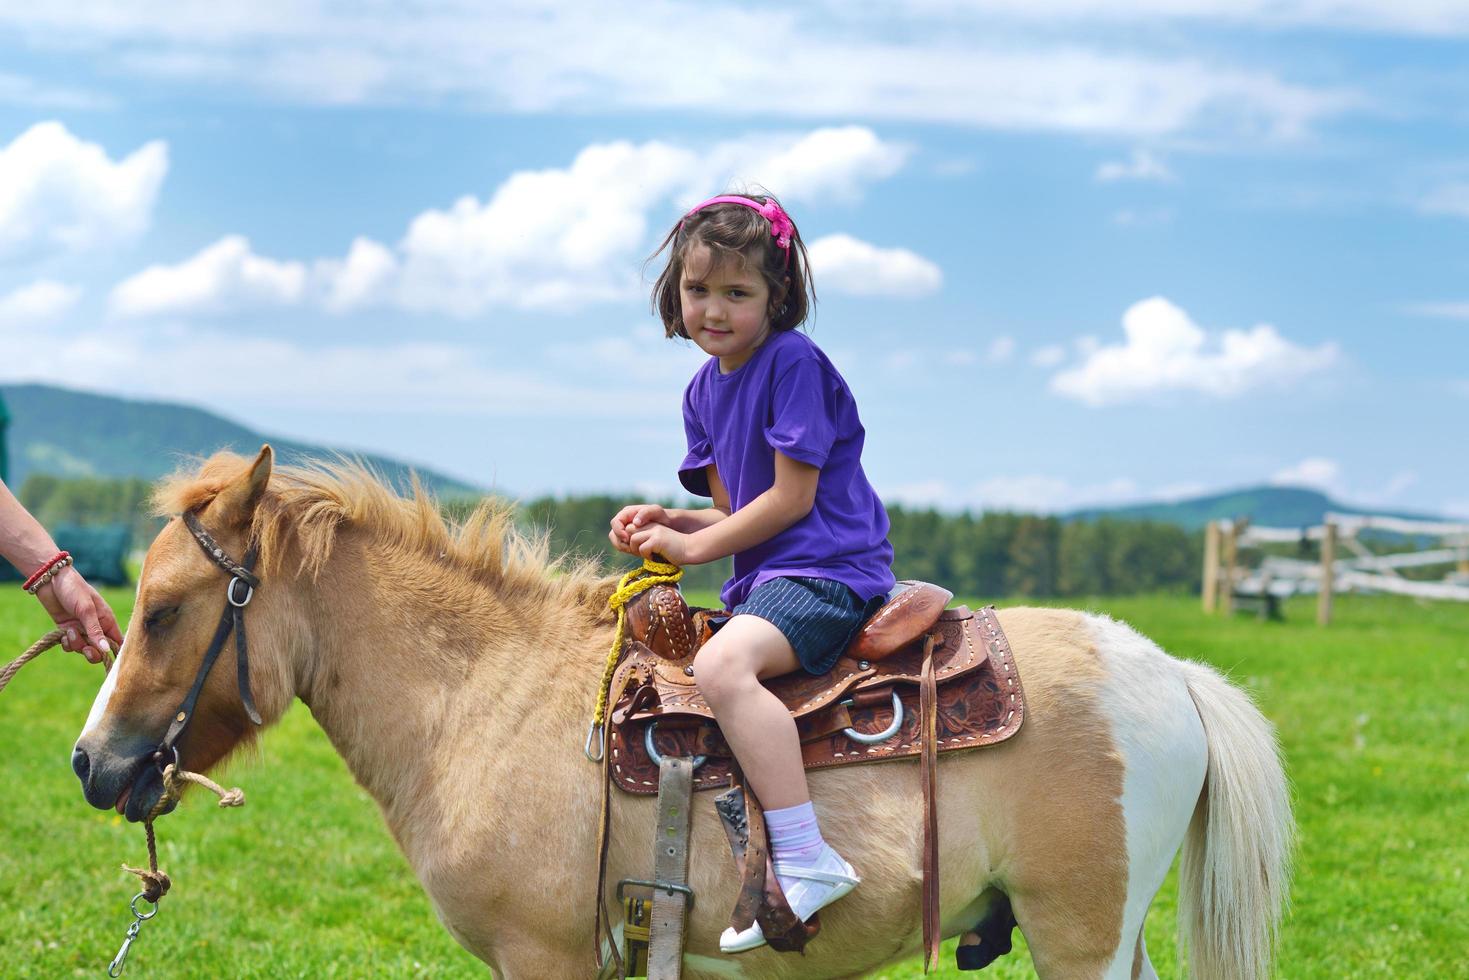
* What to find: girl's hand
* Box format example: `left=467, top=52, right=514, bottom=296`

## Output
left=629, top=523, right=697, bottom=565
left=609, top=503, right=671, bottom=554
left=36, top=565, right=124, bottom=664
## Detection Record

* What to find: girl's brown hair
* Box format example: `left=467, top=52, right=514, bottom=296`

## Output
left=650, top=193, right=815, bottom=339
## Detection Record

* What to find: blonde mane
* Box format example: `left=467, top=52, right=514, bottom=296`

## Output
left=152, top=451, right=619, bottom=622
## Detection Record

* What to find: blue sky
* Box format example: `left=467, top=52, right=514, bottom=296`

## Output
left=0, top=2, right=1465, bottom=518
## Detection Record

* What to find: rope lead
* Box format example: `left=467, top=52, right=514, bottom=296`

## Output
left=589, top=556, right=684, bottom=739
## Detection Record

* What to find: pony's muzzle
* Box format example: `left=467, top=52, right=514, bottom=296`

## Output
left=73, top=729, right=168, bottom=821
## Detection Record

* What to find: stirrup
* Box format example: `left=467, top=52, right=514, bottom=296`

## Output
left=719, top=857, right=860, bottom=954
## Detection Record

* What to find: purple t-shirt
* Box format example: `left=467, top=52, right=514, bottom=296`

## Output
left=679, top=328, right=895, bottom=609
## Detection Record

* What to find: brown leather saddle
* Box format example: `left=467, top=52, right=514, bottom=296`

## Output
left=606, top=581, right=1025, bottom=795
left=596, top=579, right=1027, bottom=973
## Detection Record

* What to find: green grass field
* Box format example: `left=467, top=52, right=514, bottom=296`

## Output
left=2, top=587, right=1465, bottom=978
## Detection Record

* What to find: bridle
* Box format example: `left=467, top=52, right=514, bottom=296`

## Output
left=152, top=509, right=264, bottom=768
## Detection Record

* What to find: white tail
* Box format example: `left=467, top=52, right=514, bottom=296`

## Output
left=1179, top=661, right=1294, bottom=980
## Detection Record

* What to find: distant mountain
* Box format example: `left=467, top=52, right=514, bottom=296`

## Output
left=0, top=384, right=483, bottom=497
left=1066, top=485, right=1444, bottom=532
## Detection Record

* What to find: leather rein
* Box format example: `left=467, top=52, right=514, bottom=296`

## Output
left=151, top=510, right=264, bottom=768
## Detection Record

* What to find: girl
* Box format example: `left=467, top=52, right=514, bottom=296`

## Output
left=609, top=192, right=895, bottom=953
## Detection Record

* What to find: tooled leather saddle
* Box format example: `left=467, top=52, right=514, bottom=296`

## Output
left=607, top=582, right=1025, bottom=794
left=600, top=580, right=1026, bottom=971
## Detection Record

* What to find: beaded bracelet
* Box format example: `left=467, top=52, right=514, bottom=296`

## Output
left=22, top=552, right=73, bottom=594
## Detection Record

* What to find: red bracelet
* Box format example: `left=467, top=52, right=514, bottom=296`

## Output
left=22, top=551, right=71, bottom=593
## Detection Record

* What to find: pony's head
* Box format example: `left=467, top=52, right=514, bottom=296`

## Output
left=73, top=446, right=291, bottom=822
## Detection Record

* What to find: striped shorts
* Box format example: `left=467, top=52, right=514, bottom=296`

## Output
left=716, top=575, right=885, bottom=676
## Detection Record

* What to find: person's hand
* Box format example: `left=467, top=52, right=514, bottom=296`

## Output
left=35, top=565, right=124, bottom=664
left=609, top=503, right=672, bottom=555
left=629, top=523, right=697, bottom=565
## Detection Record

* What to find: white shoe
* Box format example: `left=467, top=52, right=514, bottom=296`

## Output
left=719, top=847, right=860, bottom=954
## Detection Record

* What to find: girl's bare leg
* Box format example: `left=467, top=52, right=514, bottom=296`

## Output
left=691, top=614, right=808, bottom=809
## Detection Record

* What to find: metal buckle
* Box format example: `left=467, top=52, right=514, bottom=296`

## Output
left=616, top=877, right=695, bottom=909
left=226, top=576, right=254, bottom=607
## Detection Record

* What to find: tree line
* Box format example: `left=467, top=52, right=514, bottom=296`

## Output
left=18, top=475, right=1204, bottom=599
left=521, top=497, right=1204, bottom=599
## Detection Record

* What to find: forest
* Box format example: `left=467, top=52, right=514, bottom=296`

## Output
left=18, top=476, right=1203, bottom=599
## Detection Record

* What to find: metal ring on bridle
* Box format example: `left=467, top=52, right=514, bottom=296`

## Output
left=226, top=576, right=254, bottom=607
left=840, top=691, right=905, bottom=744
left=643, top=721, right=706, bottom=770
left=153, top=744, right=180, bottom=775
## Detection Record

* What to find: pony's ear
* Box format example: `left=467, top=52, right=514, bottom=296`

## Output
left=210, top=445, right=274, bottom=528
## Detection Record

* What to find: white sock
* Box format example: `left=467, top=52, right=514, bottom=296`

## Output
left=765, top=800, right=826, bottom=867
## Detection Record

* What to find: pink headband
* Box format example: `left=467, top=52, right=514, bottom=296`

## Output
left=683, top=194, right=795, bottom=253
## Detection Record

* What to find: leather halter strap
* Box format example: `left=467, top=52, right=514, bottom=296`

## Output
left=154, top=511, right=264, bottom=763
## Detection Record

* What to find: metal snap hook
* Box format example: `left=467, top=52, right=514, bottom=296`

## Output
left=584, top=722, right=604, bottom=763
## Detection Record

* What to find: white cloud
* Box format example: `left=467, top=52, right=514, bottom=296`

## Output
left=702, top=127, right=911, bottom=205
left=1095, top=148, right=1176, bottom=182
left=0, top=121, right=167, bottom=261
left=1050, top=295, right=1340, bottom=405
left=0, top=321, right=678, bottom=420
left=898, top=1, right=1469, bottom=37
left=987, top=335, right=1016, bottom=363
left=883, top=480, right=954, bottom=508
left=1271, top=456, right=1341, bottom=491
left=544, top=329, right=700, bottom=386
left=1031, top=344, right=1067, bottom=368
left=316, top=237, right=398, bottom=314
left=805, top=234, right=943, bottom=298
left=883, top=473, right=1148, bottom=513
left=0, top=279, right=80, bottom=323
left=1154, top=481, right=1208, bottom=501
left=884, top=350, right=919, bottom=373
left=1419, top=182, right=1469, bottom=218
left=109, top=236, right=307, bottom=317
left=1270, top=459, right=1420, bottom=507
left=1112, top=207, right=1175, bottom=226
left=394, top=128, right=912, bottom=315
left=1403, top=301, right=1469, bottom=319
left=107, top=128, right=916, bottom=318
left=0, top=71, right=109, bottom=109
left=0, top=5, right=1357, bottom=139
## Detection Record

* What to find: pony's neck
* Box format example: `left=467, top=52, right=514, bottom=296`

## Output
left=291, top=529, right=610, bottom=852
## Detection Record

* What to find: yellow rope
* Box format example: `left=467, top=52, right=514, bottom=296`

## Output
left=591, top=556, right=683, bottom=730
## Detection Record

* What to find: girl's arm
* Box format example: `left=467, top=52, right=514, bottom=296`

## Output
left=609, top=494, right=728, bottom=554
left=630, top=452, right=818, bottom=565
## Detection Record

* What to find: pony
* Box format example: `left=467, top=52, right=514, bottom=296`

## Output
left=72, top=447, right=1292, bottom=979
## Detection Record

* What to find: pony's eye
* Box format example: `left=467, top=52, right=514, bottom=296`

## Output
left=144, top=605, right=180, bottom=633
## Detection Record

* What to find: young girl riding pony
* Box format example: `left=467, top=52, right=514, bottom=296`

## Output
left=609, top=193, right=895, bottom=953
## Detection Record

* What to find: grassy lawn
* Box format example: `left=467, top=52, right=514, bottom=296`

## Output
left=2, top=586, right=1465, bottom=977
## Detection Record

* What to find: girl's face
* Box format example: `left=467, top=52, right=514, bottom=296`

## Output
left=679, top=244, right=773, bottom=373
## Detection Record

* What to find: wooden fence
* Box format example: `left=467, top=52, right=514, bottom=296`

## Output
left=1201, top=513, right=1469, bottom=625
